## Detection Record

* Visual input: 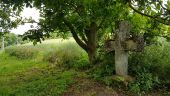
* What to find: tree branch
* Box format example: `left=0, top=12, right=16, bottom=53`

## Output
left=63, top=18, right=88, bottom=51
left=128, top=0, right=170, bottom=25
left=80, top=32, right=88, bottom=44
left=158, top=1, right=170, bottom=12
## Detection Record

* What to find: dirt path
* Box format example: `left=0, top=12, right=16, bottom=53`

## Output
left=63, top=77, right=125, bottom=96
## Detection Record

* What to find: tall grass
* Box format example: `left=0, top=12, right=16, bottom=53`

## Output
left=5, top=46, right=40, bottom=60
left=0, top=38, right=82, bottom=96
left=4, top=38, right=89, bottom=70
left=41, top=39, right=89, bottom=70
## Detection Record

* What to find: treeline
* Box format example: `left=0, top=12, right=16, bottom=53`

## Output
left=0, top=33, right=28, bottom=48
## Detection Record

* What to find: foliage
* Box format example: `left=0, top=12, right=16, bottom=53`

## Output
left=21, top=0, right=128, bottom=41
left=0, top=1, right=20, bottom=39
left=128, top=0, right=170, bottom=25
left=129, top=42, right=170, bottom=80
left=129, top=13, right=148, bottom=34
left=0, top=3, right=16, bottom=33
left=128, top=13, right=170, bottom=44
left=128, top=42, right=170, bottom=93
left=87, top=50, right=115, bottom=81
left=0, top=33, right=29, bottom=50
left=4, top=33, right=17, bottom=46
left=128, top=71, right=160, bottom=93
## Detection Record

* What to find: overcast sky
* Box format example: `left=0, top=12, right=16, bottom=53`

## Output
left=11, top=8, right=40, bottom=35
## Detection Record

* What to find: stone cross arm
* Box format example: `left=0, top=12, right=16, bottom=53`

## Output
left=104, top=38, right=144, bottom=52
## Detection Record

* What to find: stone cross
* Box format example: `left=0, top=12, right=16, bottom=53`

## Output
left=104, top=21, right=144, bottom=76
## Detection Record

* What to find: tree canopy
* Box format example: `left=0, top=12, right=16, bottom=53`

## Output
left=128, top=0, right=170, bottom=25
left=0, top=1, right=20, bottom=36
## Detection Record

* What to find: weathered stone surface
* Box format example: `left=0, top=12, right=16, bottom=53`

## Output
left=115, top=21, right=130, bottom=76
left=105, top=39, right=138, bottom=52
left=104, top=21, right=145, bottom=76
left=104, top=40, right=115, bottom=52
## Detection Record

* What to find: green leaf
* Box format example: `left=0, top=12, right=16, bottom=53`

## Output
left=156, top=5, right=160, bottom=10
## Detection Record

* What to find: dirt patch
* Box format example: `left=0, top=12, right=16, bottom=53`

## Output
left=63, top=77, right=125, bottom=96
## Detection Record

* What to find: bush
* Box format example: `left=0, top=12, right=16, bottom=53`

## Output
left=129, top=43, right=170, bottom=92
left=5, top=46, right=39, bottom=59
left=72, top=54, right=90, bottom=70
left=128, top=71, right=160, bottom=93
left=129, top=44, right=170, bottom=79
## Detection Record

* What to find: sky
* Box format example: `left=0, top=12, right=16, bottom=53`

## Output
left=11, top=8, right=40, bottom=35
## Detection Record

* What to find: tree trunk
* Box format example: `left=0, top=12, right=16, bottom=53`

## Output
left=87, top=50, right=95, bottom=64
left=1, top=36, right=4, bottom=50
left=114, top=21, right=130, bottom=76
left=86, top=22, right=97, bottom=64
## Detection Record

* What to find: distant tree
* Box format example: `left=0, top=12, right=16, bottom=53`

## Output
left=0, top=2, right=19, bottom=50
left=4, top=33, right=18, bottom=46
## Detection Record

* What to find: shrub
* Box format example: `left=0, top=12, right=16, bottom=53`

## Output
left=5, top=46, right=39, bottom=59
left=128, top=71, right=160, bottom=93
left=128, top=43, right=170, bottom=92
left=129, top=44, right=170, bottom=80
left=72, top=54, right=90, bottom=70
left=102, top=76, right=113, bottom=86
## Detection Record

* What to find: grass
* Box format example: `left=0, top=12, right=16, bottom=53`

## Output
left=0, top=38, right=82, bottom=96
left=22, top=38, right=77, bottom=53
left=0, top=67, right=75, bottom=96
left=0, top=53, right=46, bottom=75
left=1, top=38, right=169, bottom=95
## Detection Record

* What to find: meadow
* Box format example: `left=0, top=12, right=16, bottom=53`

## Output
left=0, top=38, right=86, bottom=96
left=0, top=38, right=170, bottom=96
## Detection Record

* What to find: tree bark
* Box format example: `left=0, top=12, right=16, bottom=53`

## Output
left=87, top=50, right=95, bottom=64
left=86, top=22, right=97, bottom=64
left=114, top=21, right=130, bottom=76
